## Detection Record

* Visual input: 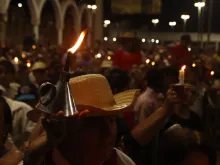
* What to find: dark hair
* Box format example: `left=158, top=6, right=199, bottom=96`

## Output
left=0, top=60, right=16, bottom=74
left=146, top=68, right=164, bottom=91
left=181, top=34, right=191, bottom=41
left=107, top=69, right=130, bottom=94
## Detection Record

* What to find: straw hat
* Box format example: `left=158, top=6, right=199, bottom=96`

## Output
left=27, top=74, right=139, bottom=121
left=69, top=74, right=139, bottom=115
left=31, top=61, right=47, bottom=71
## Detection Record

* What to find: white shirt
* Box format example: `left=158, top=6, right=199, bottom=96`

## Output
left=52, top=148, right=135, bottom=165
left=4, top=97, right=36, bottom=148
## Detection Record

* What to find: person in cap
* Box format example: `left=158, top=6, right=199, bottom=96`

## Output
left=26, top=74, right=182, bottom=165
left=31, top=61, right=48, bottom=87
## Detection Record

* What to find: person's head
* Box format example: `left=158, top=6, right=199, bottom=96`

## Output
left=180, top=34, right=191, bottom=48
left=58, top=115, right=117, bottom=165
left=146, top=68, right=165, bottom=93
left=31, top=61, right=47, bottom=85
left=107, top=68, right=130, bottom=94
left=183, top=145, right=216, bottom=165
left=162, top=66, right=179, bottom=92
left=0, top=60, right=16, bottom=88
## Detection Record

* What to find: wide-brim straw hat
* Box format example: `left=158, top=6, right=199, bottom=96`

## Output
left=27, top=74, right=140, bottom=122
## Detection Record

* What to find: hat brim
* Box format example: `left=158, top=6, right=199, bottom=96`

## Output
left=27, top=89, right=140, bottom=122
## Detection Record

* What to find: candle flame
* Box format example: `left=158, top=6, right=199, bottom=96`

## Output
left=181, top=65, right=186, bottom=70
left=68, top=30, right=87, bottom=54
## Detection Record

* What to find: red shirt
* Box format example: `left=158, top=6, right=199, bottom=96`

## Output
left=113, top=50, right=142, bottom=71
left=171, top=44, right=191, bottom=67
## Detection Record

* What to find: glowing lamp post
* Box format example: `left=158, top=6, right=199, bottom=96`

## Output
left=181, top=15, right=190, bottom=32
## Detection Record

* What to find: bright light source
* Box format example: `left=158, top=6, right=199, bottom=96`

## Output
left=155, top=40, right=159, bottom=44
left=27, top=62, right=31, bottom=68
left=188, top=47, right=191, bottom=51
left=107, top=56, right=111, bottom=60
left=32, top=45, right=36, bottom=49
left=95, top=53, right=102, bottom=59
left=14, top=57, right=19, bottom=64
left=113, top=37, right=117, bottom=42
left=169, top=21, right=177, bottom=27
left=152, top=19, right=159, bottom=24
left=210, top=71, right=215, bottom=76
left=87, top=5, right=92, bottom=9
left=168, top=55, right=172, bottom=59
left=194, top=2, right=205, bottom=8
left=21, top=53, right=26, bottom=58
left=91, top=5, right=97, bottom=10
left=181, top=14, right=190, bottom=20
left=104, top=37, right=108, bottom=41
left=104, top=20, right=111, bottom=25
left=142, top=38, right=146, bottom=43
left=151, top=39, right=155, bottom=43
left=151, top=61, right=155, bottom=66
left=192, top=63, right=196, bottom=67
left=18, top=3, right=22, bottom=8
left=146, top=59, right=150, bottom=64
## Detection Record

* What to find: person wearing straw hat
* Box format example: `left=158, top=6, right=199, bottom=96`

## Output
left=25, top=74, right=181, bottom=165
left=31, top=61, right=48, bottom=87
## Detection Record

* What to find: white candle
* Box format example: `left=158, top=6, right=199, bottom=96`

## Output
left=179, top=65, right=186, bottom=85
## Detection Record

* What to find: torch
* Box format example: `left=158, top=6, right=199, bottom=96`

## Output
left=35, top=30, right=87, bottom=117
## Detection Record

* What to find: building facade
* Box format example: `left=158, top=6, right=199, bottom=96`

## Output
left=0, top=0, right=103, bottom=46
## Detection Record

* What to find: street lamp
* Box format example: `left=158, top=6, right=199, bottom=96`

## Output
left=194, top=1, right=205, bottom=47
left=181, top=14, right=190, bottom=32
left=18, top=3, right=22, bottom=8
left=87, top=4, right=97, bottom=47
left=169, top=21, right=176, bottom=30
left=152, top=19, right=159, bottom=28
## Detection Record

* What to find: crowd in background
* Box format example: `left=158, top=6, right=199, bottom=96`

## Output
left=1, top=34, right=220, bottom=165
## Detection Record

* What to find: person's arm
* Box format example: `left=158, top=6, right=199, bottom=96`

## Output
left=131, top=89, right=178, bottom=146
left=0, top=149, right=23, bottom=165
left=131, top=105, right=171, bottom=146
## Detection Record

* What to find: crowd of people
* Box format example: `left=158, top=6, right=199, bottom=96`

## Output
left=0, top=34, right=220, bottom=165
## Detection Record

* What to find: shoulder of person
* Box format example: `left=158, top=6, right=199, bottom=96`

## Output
left=115, top=148, right=136, bottom=165
left=4, top=97, right=33, bottom=113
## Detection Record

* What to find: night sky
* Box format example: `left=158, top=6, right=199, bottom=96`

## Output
left=105, top=0, right=220, bottom=33
left=10, top=0, right=220, bottom=33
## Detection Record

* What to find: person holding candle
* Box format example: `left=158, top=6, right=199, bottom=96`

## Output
left=25, top=73, right=184, bottom=165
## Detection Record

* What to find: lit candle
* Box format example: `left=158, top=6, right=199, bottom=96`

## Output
left=179, top=65, right=186, bottom=85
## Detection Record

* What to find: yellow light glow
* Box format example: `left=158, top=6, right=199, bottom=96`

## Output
left=107, top=56, right=111, bottom=60
left=14, top=57, right=19, bottom=64
left=32, top=45, right=36, bottom=49
left=181, top=65, right=186, bottom=70
left=210, top=71, right=215, bottom=76
left=151, top=61, right=155, bottom=66
left=192, top=63, right=196, bottom=67
left=26, top=62, right=31, bottom=68
left=168, top=55, right=172, bottom=59
left=68, top=30, right=87, bottom=54
left=21, top=53, right=26, bottom=58
left=146, top=59, right=150, bottom=64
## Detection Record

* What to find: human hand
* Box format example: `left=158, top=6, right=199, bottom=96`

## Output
left=42, top=110, right=90, bottom=146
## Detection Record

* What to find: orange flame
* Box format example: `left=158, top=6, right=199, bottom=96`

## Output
left=181, top=65, right=186, bottom=70
left=68, top=30, right=87, bottom=54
